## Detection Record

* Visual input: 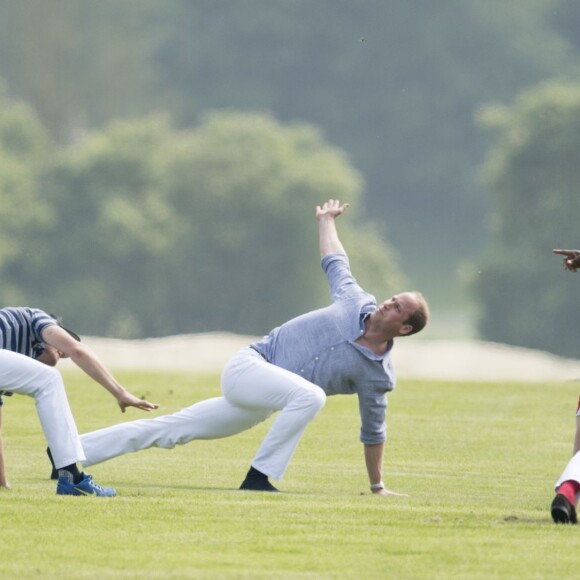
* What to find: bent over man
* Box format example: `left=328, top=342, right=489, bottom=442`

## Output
left=0, top=307, right=158, bottom=495
left=78, top=199, right=429, bottom=494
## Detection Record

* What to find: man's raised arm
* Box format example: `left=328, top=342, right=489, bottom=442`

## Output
left=315, top=199, right=350, bottom=257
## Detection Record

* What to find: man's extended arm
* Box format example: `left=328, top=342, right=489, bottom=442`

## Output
left=316, top=199, right=349, bottom=257
left=40, top=325, right=159, bottom=413
left=553, top=249, right=580, bottom=272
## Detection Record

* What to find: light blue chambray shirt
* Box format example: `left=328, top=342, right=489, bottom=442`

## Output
left=250, top=253, right=396, bottom=445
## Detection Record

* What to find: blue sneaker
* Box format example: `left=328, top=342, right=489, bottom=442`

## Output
left=56, top=472, right=116, bottom=497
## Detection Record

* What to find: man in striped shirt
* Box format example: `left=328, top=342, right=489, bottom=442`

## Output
left=0, top=307, right=158, bottom=496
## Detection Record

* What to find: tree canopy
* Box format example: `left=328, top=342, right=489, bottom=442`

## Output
left=1, top=109, right=404, bottom=337
left=1, top=0, right=579, bottom=311
left=475, top=81, right=580, bottom=356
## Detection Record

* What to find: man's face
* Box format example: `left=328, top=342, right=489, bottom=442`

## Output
left=371, top=292, right=419, bottom=336
left=35, top=344, right=69, bottom=367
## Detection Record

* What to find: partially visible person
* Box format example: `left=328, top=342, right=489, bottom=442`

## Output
left=553, top=248, right=580, bottom=272
left=0, top=307, right=158, bottom=492
left=0, top=349, right=116, bottom=495
left=0, top=397, right=9, bottom=489
left=550, top=249, right=580, bottom=523
left=76, top=199, right=430, bottom=496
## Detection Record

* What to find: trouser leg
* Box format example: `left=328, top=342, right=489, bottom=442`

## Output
left=555, top=450, right=580, bottom=490
left=222, top=348, right=326, bottom=481
left=0, top=350, right=84, bottom=468
left=83, top=347, right=326, bottom=479
left=81, top=396, right=272, bottom=467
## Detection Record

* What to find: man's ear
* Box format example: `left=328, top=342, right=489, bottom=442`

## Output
left=399, top=324, right=413, bottom=337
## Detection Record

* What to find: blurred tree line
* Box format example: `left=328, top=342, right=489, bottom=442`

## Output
left=1, top=0, right=580, bottom=351
left=0, top=94, right=402, bottom=336
left=475, top=81, right=580, bottom=357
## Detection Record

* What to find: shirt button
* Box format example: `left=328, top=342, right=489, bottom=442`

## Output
left=300, top=369, right=304, bottom=373
left=330, top=347, right=334, bottom=350
left=315, top=357, right=319, bottom=361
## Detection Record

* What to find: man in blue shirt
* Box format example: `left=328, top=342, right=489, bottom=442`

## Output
left=0, top=308, right=158, bottom=495
left=78, top=199, right=429, bottom=494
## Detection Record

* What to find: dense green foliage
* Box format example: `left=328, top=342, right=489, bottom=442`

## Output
left=1, top=1, right=580, bottom=338
left=1, top=108, right=403, bottom=337
left=0, top=370, right=577, bottom=577
left=476, top=82, right=580, bottom=356
left=0, top=86, right=51, bottom=275
left=152, top=0, right=577, bottom=293
left=1, top=0, right=580, bottom=313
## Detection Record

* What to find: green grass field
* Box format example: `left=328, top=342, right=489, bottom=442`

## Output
left=1, top=370, right=579, bottom=579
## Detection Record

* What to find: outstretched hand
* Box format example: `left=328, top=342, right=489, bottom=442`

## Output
left=117, top=392, right=160, bottom=413
left=315, top=199, right=350, bottom=220
left=553, top=249, right=580, bottom=272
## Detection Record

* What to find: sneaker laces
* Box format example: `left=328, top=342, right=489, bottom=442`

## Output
left=84, top=474, right=109, bottom=493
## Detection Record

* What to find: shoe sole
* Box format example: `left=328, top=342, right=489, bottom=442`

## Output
left=56, top=486, right=116, bottom=497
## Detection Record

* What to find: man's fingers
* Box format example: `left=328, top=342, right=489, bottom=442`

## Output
left=553, top=249, right=578, bottom=257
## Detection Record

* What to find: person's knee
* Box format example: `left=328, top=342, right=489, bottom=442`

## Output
left=302, top=387, right=326, bottom=412
left=315, top=388, right=327, bottom=409
left=37, top=366, right=64, bottom=394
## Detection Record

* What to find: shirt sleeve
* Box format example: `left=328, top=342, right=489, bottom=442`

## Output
left=357, top=382, right=388, bottom=444
left=321, top=253, right=368, bottom=303
left=28, top=309, right=58, bottom=342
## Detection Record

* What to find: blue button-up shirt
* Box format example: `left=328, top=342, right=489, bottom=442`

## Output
left=251, top=253, right=396, bottom=444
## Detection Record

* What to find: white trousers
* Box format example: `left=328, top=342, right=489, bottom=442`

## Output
left=555, top=450, right=580, bottom=490
left=80, top=348, right=326, bottom=480
left=0, top=350, right=85, bottom=468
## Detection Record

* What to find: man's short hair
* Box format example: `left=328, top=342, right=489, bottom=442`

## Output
left=404, top=292, right=430, bottom=336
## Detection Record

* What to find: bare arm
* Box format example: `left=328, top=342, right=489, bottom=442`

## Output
left=0, top=406, right=10, bottom=489
left=41, top=326, right=159, bottom=413
left=364, top=442, right=407, bottom=497
left=553, top=249, right=580, bottom=272
left=315, top=199, right=349, bottom=257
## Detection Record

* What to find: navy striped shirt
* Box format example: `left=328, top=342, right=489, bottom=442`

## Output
left=0, top=307, right=57, bottom=405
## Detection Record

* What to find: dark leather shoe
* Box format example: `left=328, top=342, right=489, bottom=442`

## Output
left=551, top=493, right=577, bottom=524
left=239, top=477, right=279, bottom=492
